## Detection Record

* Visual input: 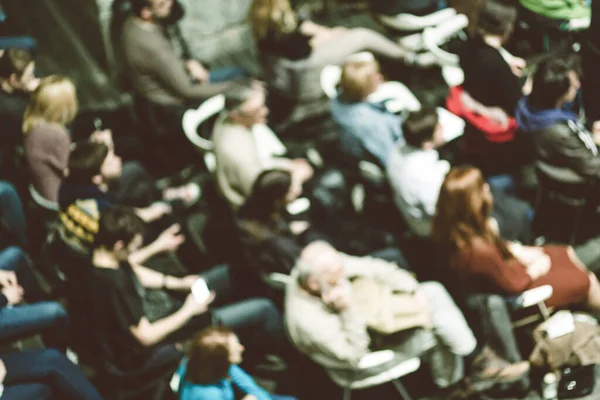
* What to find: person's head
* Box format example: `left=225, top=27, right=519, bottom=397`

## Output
left=22, top=75, right=78, bottom=133
left=528, top=58, right=582, bottom=110
left=249, top=0, right=297, bottom=41
left=475, top=0, right=517, bottom=44
left=431, top=166, right=495, bottom=250
left=0, top=48, right=37, bottom=92
left=95, top=205, right=146, bottom=259
left=239, top=169, right=297, bottom=220
left=297, top=241, right=347, bottom=298
left=224, top=82, right=268, bottom=127
left=403, top=107, right=443, bottom=150
left=66, top=141, right=123, bottom=186
left=131, top=0, right=174, bottom=22
left=339, top=58, right=383, bottom=102
left=185, top=327, right=245, bottom=384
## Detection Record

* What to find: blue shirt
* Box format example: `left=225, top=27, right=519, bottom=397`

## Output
left=177, top=360, right=272, bottom=400
left=330, top=96, right=404, bottom=167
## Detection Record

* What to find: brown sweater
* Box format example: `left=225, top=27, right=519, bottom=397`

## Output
left=24, top=123, right=71, bottom=203
left=120, top=16, right=229, bottom=106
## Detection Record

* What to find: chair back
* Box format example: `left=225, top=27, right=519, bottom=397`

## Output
left=181, top=94, right=225, bottom=152
left=377, top=7, right=457, bottom=31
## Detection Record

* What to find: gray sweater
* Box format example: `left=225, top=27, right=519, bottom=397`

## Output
left=120, top=16, right=229, bottom=106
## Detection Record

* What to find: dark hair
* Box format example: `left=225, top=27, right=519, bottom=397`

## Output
left=528, top=58, right=574, bottom=110
left=67, top=141, right=109, bottom=185
left=475, top=0, right=517, bottom=39
left=238, top=169, right=292, bottom=222
left=403, top=107, right=439, bottom=148
left=186, top=327, right=234, bottom=384
left=0, top=48, right=34, bottom=79
left=95, top=205, right=146, bottom=249
left=129, top=0, right=152, bottom=16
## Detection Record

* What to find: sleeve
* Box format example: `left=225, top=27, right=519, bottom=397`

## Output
left=47, top=128, right=71, bottom=176
left=144, top=39, right=230, bottom=101
left=341, top=253, right=419, bottom=293
left=555, top=125, right=600, bottom=179
left=468, top=244, right=532, bottom=295
left=229, top=365, right=272, bottom=400
left=361, top=120, right=399, bottom=167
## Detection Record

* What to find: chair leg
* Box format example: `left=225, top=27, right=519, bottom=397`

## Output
left=391, top=379, right=413, bottom=400
left=343, top=388, right=352, bottom=400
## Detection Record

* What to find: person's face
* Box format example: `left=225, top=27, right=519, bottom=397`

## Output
left=115, top=234, right=144, bottom=260
left=228, top=334, right=245, bottom=365
left=11, top=61, right=37, bottom=92
left=563, top=70, right=581, bottom=105
left=100, top=150, right=123, bottom=182
left=237, top=91, right=269, bottom=126
left=317, top=249, right=346, bottom=295
left=150, top=0, right=173, bottom=20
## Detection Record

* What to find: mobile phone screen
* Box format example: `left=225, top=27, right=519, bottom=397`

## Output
left=191, top=278, right=210, bottom=303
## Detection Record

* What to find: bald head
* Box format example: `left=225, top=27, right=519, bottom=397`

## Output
left=297, top=241, right=344, bottom=294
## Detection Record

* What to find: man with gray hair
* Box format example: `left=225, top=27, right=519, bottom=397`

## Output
left=285, top=241, right=529, bottom=390
left=212, top=82, right=313, bottom=209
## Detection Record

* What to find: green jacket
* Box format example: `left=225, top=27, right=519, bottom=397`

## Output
left=520, top=0, right=590, bottom=20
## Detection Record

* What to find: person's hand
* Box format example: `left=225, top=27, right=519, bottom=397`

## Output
left=592, top=120, right=600, bottom=145
left=180, top=275, right=201, bottom=290
left=90, top=129, right=114, bottom=150
left=525, top=253, right=551, bottom=280
left=0, top=359, right=6, bottom=385
left=137, top=202, right=172, bottom=222
left=155, top=224, right=185, bottom=253
left=322, top=284, right=351, bottom=313
left=291, top=158, right=314, bottom=183
left=182, top=291, right=216, bottom=317
left=186, top=59, right=209, bottom=83
left=2, top=285, right=23, bottom=305
left=484, top=107, right=510, bottom=128
left=508, top=56, right=526, bottom=77
left=0, top=270, right=18, bottom=289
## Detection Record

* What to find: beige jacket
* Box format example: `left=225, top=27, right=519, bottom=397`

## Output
left=212, top=115, right=292, bottom=209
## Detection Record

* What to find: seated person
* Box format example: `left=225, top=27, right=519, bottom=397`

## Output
left=330, top=57, right=403, bottom=167
left=431, top=166, right=600, bottom=312
left=237, top=169, right=409, bottom=277
left=23, top=75, right=77, bottom=203
left=88, top=206, right=287, bottom=372
left=176, top=327, right=296, bottom=400
left=0, top=348, right=102, bottom=399
left=213, top=82, right=312, bottom=210
left=285, top=240, right=528, bottom=390
left=0, top=246, right=69, bottom=352
left=519, top=0, right=590, bottom=22
left=0, top=47, right=39, bottom=177
left=514, top=58, right=600, bottom=184
left=457, top=0, right=527, bottom=175
left=387, top=108, right=532, bottom=241
left=249, top=0, right=434, bottom=65
left=58, top=141, right=196, bottom=259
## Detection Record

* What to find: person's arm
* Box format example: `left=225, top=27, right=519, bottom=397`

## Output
left=314, top=309, right=371, bottom=367
left=468, top=242, right=532, bottom=295
left=341, top=253, right=418, bottom=293
left=47, top=127, right=71, bottom=176
left=130, top=292, right=214, bottom=347
left=131, top=262, right=197, bottom=291
left=229, top=365, right=272, bottom=400
left=128, top=224, right=185, bottom=265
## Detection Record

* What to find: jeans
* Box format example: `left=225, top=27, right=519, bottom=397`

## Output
left=1, top=349, right=102, bottom=400
left=0, top=182, right=26, bottom=248
left=0, top=247, right=43, bottom=302
left=208, top=66, right=249, bottom=84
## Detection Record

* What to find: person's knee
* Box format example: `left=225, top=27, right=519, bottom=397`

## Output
left=43, top=302, right=69, bottom=324
left=0, top=246, right=27, bottom=270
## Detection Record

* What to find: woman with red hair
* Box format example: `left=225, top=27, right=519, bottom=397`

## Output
left=431, top=166, right=600, bottom=311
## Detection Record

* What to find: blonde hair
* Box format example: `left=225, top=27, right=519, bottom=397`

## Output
left=23, top=75, right=78, bottom=133
left=339, top=60, right=380, bottom=102
left=249, top=0, right=299, bottom=41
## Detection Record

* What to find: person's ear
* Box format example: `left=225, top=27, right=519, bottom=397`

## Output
left=307, top=276, right=320, bottom=293
left=91, top=174, right=103, bottom=186
left=422, top=140, right=435, bottom=150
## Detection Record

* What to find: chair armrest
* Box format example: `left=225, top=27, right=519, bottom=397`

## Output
left=511, top=285, right=553, bottom=309
left=357, top=350, right=395, bottom=369
left=358, top=161, right=385, bottom=184
left=264, top=272, right=292, bottom=289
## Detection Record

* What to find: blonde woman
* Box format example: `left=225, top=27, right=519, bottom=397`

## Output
left=23, top=75, right=77, bottom=203
left=249, top=0, right=433, bottom=66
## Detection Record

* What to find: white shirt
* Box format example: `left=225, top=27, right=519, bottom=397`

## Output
left=386, top=145, right=450, bottom=237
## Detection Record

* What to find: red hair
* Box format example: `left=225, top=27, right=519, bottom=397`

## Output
left=431, top=166, right=512, bottom=259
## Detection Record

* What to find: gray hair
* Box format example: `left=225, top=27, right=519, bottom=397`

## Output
left=296, top=241, right=336, bottom=287
left=224, top=83, right=260, bottom=112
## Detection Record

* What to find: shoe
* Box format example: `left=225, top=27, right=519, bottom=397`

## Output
left=470, top=347, right=530, bottom=392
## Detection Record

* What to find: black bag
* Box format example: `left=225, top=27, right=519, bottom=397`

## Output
left=558, top=365, right=596, bottom=399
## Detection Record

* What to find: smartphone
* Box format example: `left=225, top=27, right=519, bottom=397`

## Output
left=191, top=278, right=210, bottom=303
